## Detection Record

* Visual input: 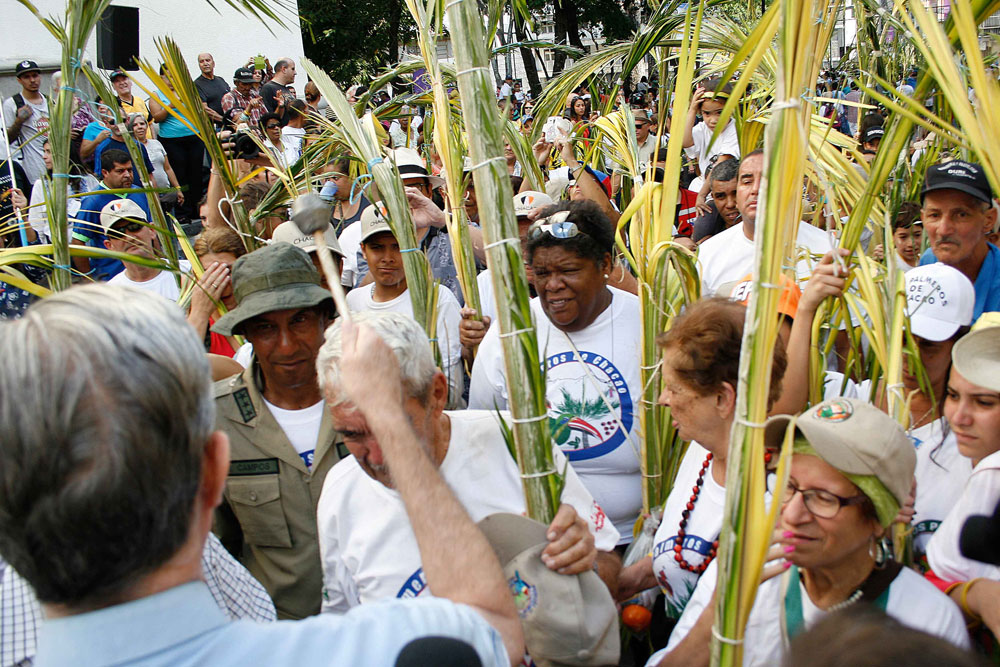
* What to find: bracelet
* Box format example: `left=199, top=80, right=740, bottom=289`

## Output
left=943, top=581, right=962, bottom=596
left=960, top=578, right=984, bottom=624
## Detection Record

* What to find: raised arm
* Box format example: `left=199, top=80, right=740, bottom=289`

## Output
left=336, top=321, right=524, bottom=664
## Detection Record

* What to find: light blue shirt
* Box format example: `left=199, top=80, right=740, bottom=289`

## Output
left=35, top=581, right=508, bottom=667
left=920, top=242, right=1000, bottom=320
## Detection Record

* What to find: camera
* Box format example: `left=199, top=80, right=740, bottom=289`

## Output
left=220, top=123, right=260, bottom=160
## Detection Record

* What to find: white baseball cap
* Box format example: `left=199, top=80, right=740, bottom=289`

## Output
left=905, top=263, right=975, bottom=341
left=99, top=199, right=148, bottom=234
left=270, top=220, right=345, bottom=258
left=513, top=191, right=554, bottom=218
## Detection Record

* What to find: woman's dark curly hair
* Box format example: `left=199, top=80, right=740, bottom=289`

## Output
left=525, top=199, right=615, bottom=267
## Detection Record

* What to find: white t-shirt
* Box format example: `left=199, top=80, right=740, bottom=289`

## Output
left=697, top=221, right=833, bottom=297
left=107, top=260, right=190, bottom=302
left=346, top=283, right=463, bottom=399
left=926, top=448, right=1000, bottom=581
left=28, top=175, right=96, bottom=243
left=651, top=443, right=725, bottom=619
left=281, top=126, right=306, bottom=158
left=262, top=398, right=324, bottom=469
left=911, top=419, right=972, bottom=564
left=469, top=287, right=642, bottom=541
left=3, top=95, right=49, bottom=183
left=317, top=410, right=620, bottom=612
left=683, top=120, right=740, bottom=194
left=475, top=268, right=498, bottom=324
left=338, top=220, right=362, bottom=285
left=143, top=139, right=170, bottom=188
left=653, top=559, right=969, bottom=666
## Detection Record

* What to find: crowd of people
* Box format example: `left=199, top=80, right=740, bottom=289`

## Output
left=2, top=49, right=1000, bottom=667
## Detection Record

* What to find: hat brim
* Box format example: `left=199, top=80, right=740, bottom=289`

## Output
left=212, top=282, right=333, bottom=336
left=18, top=69, right=41, bottom=77
left=921, top=181, right=992, bottom=205
left=952, top=327, right=1000, bottom=393
left=401, top=173, right=445, bottom=190
left=477, top=513, right=548, bottom=565
left=909, top=312, right=960, bottom=342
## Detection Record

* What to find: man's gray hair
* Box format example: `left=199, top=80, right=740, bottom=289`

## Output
left=0, top=285, right=214, bottom=606
left=316, top=311, right=437, bottom=405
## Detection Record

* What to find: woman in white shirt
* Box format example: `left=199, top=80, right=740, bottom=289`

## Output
left=616, top=298, right=787, bottom=622
left=27, top=139, right=98, bottom=243
left=128, top=114, right=183, bottom=212
left=926, top=325, right=1000, bottom=641
left=650, top=398, right=968, bottom=666
left=470, top=200, right=642, bottom=541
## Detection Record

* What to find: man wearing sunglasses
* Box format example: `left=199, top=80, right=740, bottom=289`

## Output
left=72, top=149, right=152, bottom=281
left=102, top=199, right=188, bottom=301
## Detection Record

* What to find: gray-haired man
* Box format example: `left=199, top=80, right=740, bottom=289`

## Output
left=0, top=284, right=522, bottom=665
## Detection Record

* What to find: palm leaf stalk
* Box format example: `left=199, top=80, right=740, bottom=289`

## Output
left=403, top=0, right=482, bottom=325
left=15, top=0, right=113, bottom=290
left=132, top=39, right=257, bottom=250
left=302, top=59, right=434, bottom=337
left=605, top=0, right=704, bottom=531
left=445, top=0, right=560, bottom=523
left=712, top=0, right=842, bottom=663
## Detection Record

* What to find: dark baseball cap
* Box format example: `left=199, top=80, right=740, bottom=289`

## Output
left=861, top=126, right=885, bottom=143
left=233, top=67, right=256, bottom=83
left=922, top=160, right=993, bottom=205
left=15, top=60, right=40, bottom=76
left=109, top=68, right=129, bottom=81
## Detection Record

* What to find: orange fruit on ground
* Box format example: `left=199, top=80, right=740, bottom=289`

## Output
left=622, top=603, right=652, bottom=631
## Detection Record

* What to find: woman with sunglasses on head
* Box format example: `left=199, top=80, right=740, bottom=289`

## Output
left=649, top=398, right=969, bottom=667
left=470, top=199, right=641, bottom=551
left=925, top=324, right=1000, bottom=642
left=617, top=298, right=786, bottom=634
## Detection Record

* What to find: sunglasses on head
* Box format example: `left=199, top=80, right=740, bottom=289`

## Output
left=111, top=220, right=144, bottom=236
left=527, top=210, right=586, bottom=241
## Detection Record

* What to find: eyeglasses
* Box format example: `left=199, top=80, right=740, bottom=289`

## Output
left=111, top=220, right=144, bottom=236
left=770, top=477, right=869, bottom=519
left=527, top=211, right=587, bottom=241
left=635, top=124, right=648, bottom=130
left=266, top=123, right=280, bottom=130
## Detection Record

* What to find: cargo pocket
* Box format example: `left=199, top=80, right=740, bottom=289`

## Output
left=227, top=476, right=292, bottom=548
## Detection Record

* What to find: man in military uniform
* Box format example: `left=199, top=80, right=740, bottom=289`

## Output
left=212, top=242, right=345, bottom=619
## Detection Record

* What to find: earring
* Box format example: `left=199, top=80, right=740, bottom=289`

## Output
left=868, top=535, right=889, bottom=569
left=603, top=273, right=609, bottom=279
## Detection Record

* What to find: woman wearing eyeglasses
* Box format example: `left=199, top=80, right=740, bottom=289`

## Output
left=469, top=199, right=642, bottom=547
left=648, top=398, right=968, bottom=666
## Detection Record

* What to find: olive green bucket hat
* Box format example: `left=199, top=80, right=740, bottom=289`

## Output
left=212, top=242, right=333, bottom=336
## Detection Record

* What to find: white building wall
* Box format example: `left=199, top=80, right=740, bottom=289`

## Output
left=2, top=0, right=305, bottom=101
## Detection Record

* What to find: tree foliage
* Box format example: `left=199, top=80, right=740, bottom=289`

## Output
left=299, top=0, right=417, bottom=85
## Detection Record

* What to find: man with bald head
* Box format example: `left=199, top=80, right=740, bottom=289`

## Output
left=195, top=52, right=229, bottom=126
left=261, top=58, right=297, bottom=120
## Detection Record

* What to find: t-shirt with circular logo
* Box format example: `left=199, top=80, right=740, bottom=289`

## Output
left=469, top=286, right=642, bottom=541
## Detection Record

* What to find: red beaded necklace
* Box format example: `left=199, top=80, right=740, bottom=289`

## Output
left=673, top=453, right=719, bottom=573
left=673, top=450, right=772, bottom=574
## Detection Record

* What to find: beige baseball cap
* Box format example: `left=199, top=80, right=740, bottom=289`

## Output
left=477, top=513, right=619, bottom=666
left=514, top=191, right=554, bottom=218
left=764, top=398, right=916, bottom=508
left=951, top=325, right=1000, bottom=393
left=270, top=220, right=345, bottom=258
left=358, top=203, right=393, bottom=244
left=100, top=199, right=148, bottom=234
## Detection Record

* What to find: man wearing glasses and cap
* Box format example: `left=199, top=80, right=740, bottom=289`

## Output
left=102, top=198, right=189, bottom=301
left=109, top=68, right=151, bottom=122
left=918, top=160, right=1000, bottom=319
left=4, top=60, right=50, bottom=183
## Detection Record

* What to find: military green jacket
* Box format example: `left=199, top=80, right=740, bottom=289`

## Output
left=212, top=362, right=346, bottom=619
